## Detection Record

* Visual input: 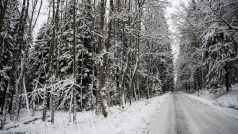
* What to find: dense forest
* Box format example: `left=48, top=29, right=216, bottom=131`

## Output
left=1, top=0, right=238, bottom=132
left=0, top=0, right=174, bottom=126
left=175, top=0, right=238, bottom=93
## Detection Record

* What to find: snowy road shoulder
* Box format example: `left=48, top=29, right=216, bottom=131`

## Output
left=4, top=93, right=170, bottom=134
left=185, top=93, right=238, bottom=121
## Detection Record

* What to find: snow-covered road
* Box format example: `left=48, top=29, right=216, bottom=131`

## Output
left=148, top=92, right=238, bottom=134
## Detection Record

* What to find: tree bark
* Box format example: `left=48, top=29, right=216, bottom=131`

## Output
left=43, top=0, right=56, bottom=122
left=97, top=0, right=108, bottom=118
left=224, top=62, right=232, bottom=92
left=10, top=0, right=30, bottom=121
left=72, top=0, right=77, bottom=123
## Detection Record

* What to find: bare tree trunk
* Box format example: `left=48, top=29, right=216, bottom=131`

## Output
left=224, top=62, right=232, bottom=92
left=50, top=0, right=60, bottom=124
left=72, top=0, right=77, bottom=123
left=97, top=0, right=108, bottom=117
left=50, top=90, right=55, bottom=124
left=80, top=48, right=83, bottom=111
left=89, top=0, right=95, bottom=110
left=127, top=0, right=133, bottom=105
left=104, top=0, right=114, bottom=107
left=43, top=0, right=55, bottom=122
left=49, top=0, right=56, bottom=123
left=136, top=0, right=142, bottom=101
left=116, top=0, right=121, bottom=107
left=147, top=51, right=153, bottom=99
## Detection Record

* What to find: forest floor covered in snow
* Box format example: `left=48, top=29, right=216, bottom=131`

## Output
left=1, top=93, right=170, bottom=134
left=2, top=87, right=238, bottom=134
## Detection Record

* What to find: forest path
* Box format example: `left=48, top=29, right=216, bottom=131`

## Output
left=147, top=92, right=238, bottom=134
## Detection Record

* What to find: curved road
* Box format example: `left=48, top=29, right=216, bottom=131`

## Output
left=148, top=92, right=238, bottom=134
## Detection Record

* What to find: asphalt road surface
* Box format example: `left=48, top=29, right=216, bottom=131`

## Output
left=148, top=92, right=238, bottom=134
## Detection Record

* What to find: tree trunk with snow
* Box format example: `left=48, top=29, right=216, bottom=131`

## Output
left=43, top=0, right=56, bottom=122
left=10, top=0, right=30, bottom=121
left=97, top=0, right=108, bottom=118
left=72, top=0, right=77, bottom=123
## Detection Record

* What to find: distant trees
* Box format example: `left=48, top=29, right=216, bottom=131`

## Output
left=0, top=0, right=174, bottom=126
left=175, top=0, right=238, bottom=93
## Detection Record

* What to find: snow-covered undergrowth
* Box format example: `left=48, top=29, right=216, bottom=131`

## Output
left=186, top=85, right=238, bottom=120
left=4, top=93, right=170, bottom=134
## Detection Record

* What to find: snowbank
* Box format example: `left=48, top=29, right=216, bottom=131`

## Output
left=216, top=84, right=238, bottom=110
left=186, top=86, right=238, bottom=120
left=193, top=84, right=238, bottom=110
left=4, top=93, right=170, bottom=134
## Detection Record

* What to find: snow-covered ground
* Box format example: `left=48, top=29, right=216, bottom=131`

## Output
left=216, top=85, right=238, bottom=110
left=186, top=84, right=238, bottom=120
left=2, top=93, right=170, bottom=134
left=2, top=87, right=238, bottom=134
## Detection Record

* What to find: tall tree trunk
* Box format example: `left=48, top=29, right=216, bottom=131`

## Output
left=88, top=0, right=95, bottom=110
left=97, top=0, right=108, bottom=117
left=80, top=44, right=83, bottom=111
left=50, top=0, right=60, bottom=124
left=10, top=0, right=30, bottom=121
left=116, top=0, right=121, bottom=107
left=43, top=0, right=56, bottom=122
left=136, top=0, right=142, bottom=100
left=71, top=39, right=77, bottom=122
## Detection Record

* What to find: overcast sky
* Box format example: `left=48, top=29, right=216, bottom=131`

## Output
left=165, top=0, right=190, bottom=83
